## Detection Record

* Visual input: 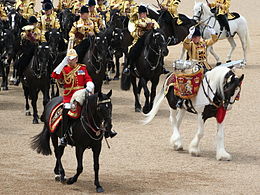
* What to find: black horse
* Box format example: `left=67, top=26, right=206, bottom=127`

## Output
left=0, top=29, right=16, bottom=90
left=22, top=42, right=53, bottom=124
left=58, top=8, right=77, bottom=40
left=108, top=11, right=133, bottom=80
left=31, top=90, right=113, bottom=193
left=75, top=31, right=110, bottom=93
left=7, top=9, right=27, bottom=83
left=149, top=9, right=196, bottom=45
left=45, top=28, right=67, bottom=98
left=121, top=29, right=168, bottom=113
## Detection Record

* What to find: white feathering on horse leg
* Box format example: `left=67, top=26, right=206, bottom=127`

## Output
left=189, top=113, right=204, bottom=157
left=169, top=109, right=183, bottom=151
left=216, top=123, right=232, bottom=161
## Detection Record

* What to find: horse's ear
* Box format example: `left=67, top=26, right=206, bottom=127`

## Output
left=107, top=90, right=112, bottom=98
left=239, top=74, right=244, bottom=82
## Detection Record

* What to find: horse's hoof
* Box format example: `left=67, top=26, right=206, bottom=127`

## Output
left=113, top=76, right=119, bottom=80
left=226, top=60, right=231, bottom=63
left=96, top=186, right=104, bottom=193
left=2, top=86, right=8, bottom=91
left=135, top=107, right=142, bottom=112
left=55, top=175, right=61, bottom=182
left=67, top=177, right=76, bottom=185
left=174, top=144, right=184, bottom=151
left=25, top=111, right=31, bottom=116
left=40, top=115, right=45, bottom=122
left=33, top=119, right=39, bottom=124
left=142, top=107, right=151, bottom=114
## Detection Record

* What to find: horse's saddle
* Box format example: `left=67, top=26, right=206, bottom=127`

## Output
left=228, top=12, right=240, bottom=21
left=48, top=98, right=82, bottom=133
left=164, top=66, right=204, bottom=99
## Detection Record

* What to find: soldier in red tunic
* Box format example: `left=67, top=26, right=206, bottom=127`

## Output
left=52, top=48, right=117, bottom=146
left=52, top=49, right=95, bottom=146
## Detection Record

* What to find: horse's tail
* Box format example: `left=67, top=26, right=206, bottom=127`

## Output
left=121, top=72, right=131, bottom=90
left=31, top=124, right=52, bottom=156
left=142, top=86, right=165, bottom=125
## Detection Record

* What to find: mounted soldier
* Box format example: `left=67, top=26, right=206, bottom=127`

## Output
left=15, top=16, right=41, bottom=85
left=69, top=6, right=99, bottom=46
left=38, top=2, right=60, bottom=42
left=125, top=5, right=169, bottom=74
left=52, top=45, right=117, bottom=146
left=0, top=2, right=7, bottom=21
left=57, top=0, right=73, bottom=11
left=15, top=0, right=35, bottom=20
left=71, top=0, right=86, bottom=15
left=88, top=0, right=105, bottom=30
left=207, top=0, right=231, bottom=37
left=183, top=26, right=218, bottom=71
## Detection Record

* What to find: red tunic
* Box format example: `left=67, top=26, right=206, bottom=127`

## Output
left=52, top=64, right=92, bottom=103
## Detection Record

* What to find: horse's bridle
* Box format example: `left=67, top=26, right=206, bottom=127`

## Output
left=80, top=96, right=112, bottom=140
left=202, top=72, right=242, bottom=108
left=144, top=32, right=165, bottom=70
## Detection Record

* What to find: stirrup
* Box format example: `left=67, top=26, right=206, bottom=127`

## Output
left=59, top=137, right=67, bottom=147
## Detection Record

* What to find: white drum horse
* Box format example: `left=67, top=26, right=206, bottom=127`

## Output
left=143, top=63, right=244, bottom=161
left=181, top=2, right=250, bottom=65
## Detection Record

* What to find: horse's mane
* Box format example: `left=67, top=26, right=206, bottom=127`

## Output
left=205, top=66, right=231, bottom=99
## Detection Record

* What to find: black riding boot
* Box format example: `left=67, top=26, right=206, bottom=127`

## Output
left=217, top=14, right=231, bottom=37
left=105, top=129, right=117, bottom=138
left=60, top=108, right=70, bottom=146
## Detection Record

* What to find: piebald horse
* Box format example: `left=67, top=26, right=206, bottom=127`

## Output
left=143, top=66, right=244, bottom=161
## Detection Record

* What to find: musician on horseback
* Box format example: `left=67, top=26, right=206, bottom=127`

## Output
left=38, top=2, right=60, bottom=42
left=57, top=0, right=73, bottom=11
left=0, top=2, right=7, bottom=21
left=15, top=16, right=41, bottom=85
left=15, top=0, right=35, bottom=19
left=72, top=0, right=86, bottom=15
left=125, top=5, right=169, bottom=74
left=208, top=0, right=231, bottom=37
left=88, top=0, right=105, bottom=30
left=69, top=6, right=99, bottom=45
left=183, top=26, right=218, bottom=70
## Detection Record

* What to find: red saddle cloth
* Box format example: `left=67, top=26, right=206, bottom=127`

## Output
left=164, top=69, right=204, bottom=99
left=48, top=102, right=82, bottom=133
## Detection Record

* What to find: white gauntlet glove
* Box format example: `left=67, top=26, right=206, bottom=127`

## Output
left=187, top=26, right=196, bottom=39
left=86, top=82, right=95, bottom=94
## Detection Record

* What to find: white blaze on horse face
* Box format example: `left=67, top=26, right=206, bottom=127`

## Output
left=11, top=14, right=15, bottom=30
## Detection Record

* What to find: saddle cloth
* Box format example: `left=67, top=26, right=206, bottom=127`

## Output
left=164, top=68, right=204, bottom=99
left=48, top=102, right=81, bottom=133
left=228, top=12, right=240, bottom=20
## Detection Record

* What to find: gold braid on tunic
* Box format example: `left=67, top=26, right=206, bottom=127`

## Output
left=62, top=65, right=81, bottom=96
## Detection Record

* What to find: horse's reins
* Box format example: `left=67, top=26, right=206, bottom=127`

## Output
left=80, top=96, right=112, bottom=148
left=144, top=33, right=163, bottom=71
left=201, top=75, right=221, bottom=108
